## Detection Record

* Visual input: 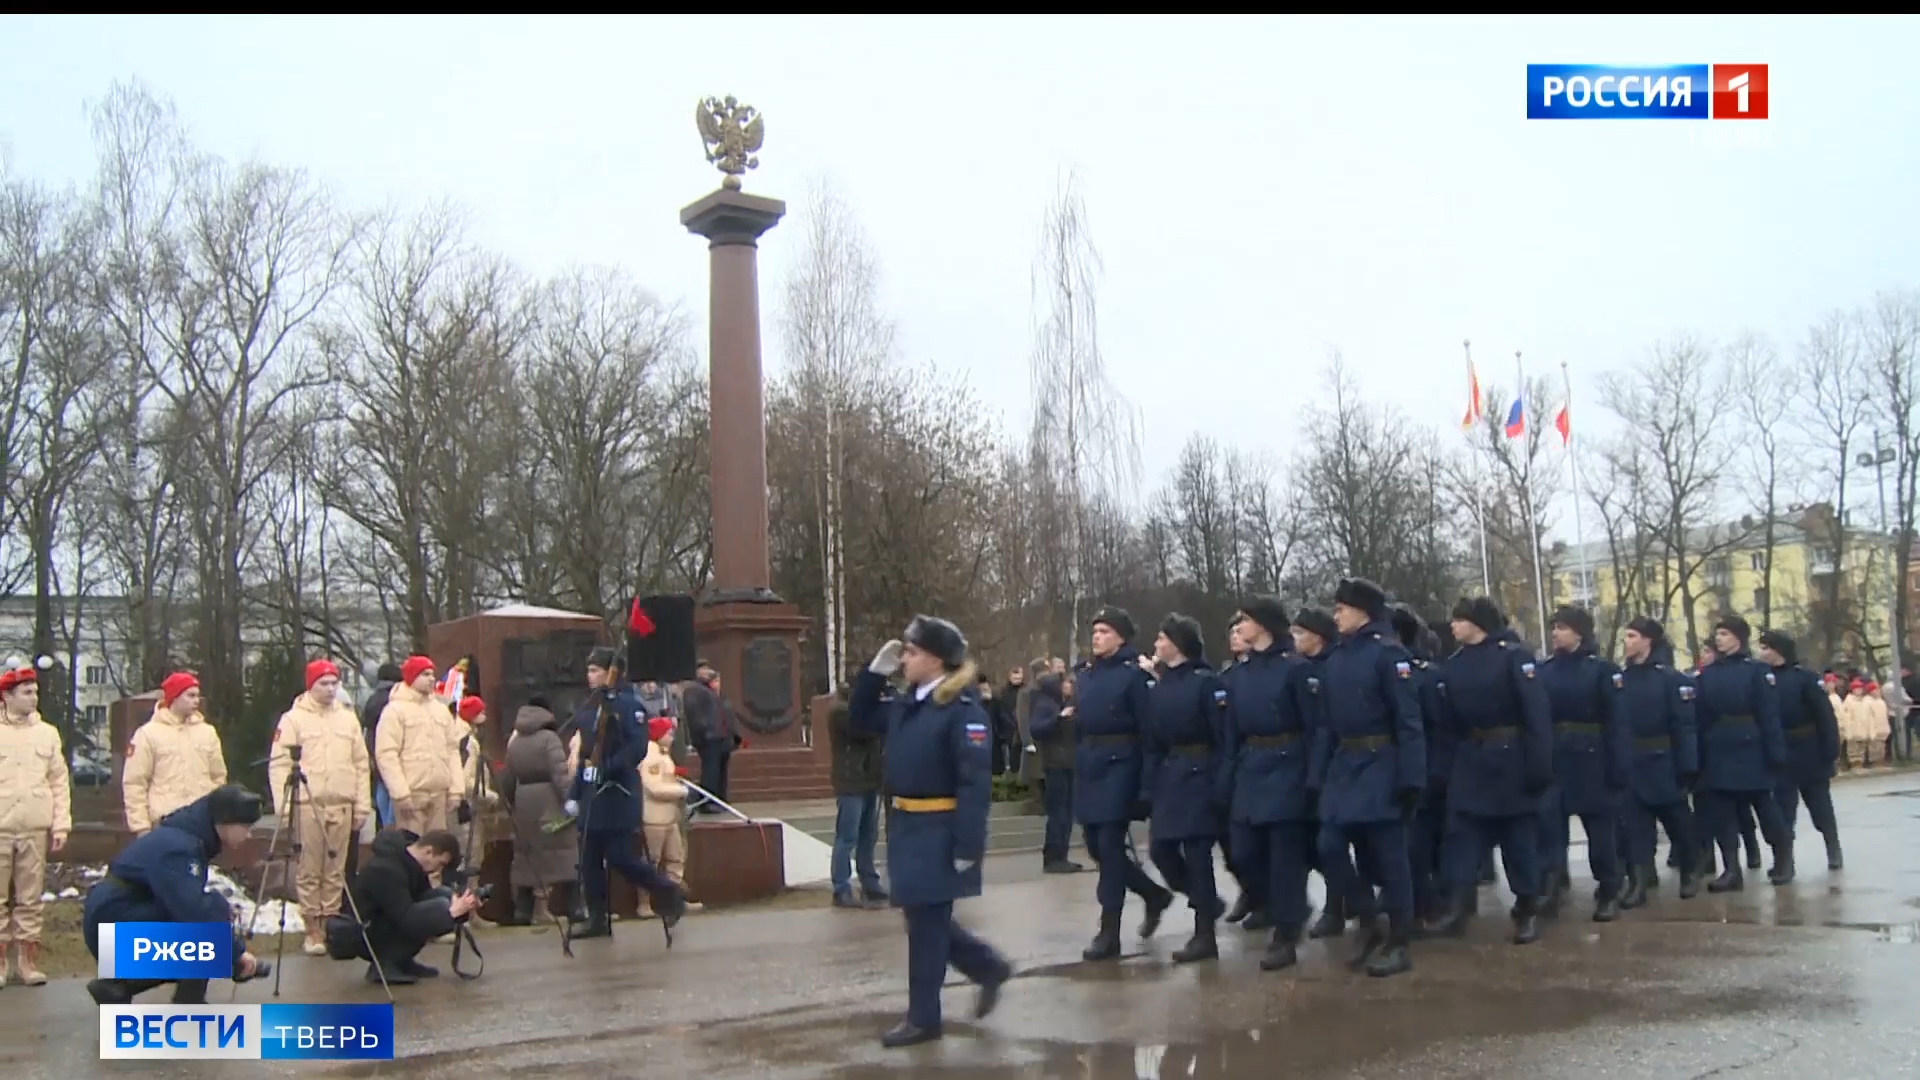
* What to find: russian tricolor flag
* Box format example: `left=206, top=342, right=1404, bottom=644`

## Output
left=1503, top=393, right=1526, bottom=439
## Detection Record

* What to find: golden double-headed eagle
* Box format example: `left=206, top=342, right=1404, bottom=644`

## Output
left=696, top=95, right=764, bottom=190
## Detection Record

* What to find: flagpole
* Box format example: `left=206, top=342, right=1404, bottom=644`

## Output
left=1517, top=349, right=1550, bottom=649
left=1465, top=339, right=1492, bottom=595
left=1560, top=359, right=1592, bottom=608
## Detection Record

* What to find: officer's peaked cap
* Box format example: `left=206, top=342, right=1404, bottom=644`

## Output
left=1387, top=604, right=1426, bottom=650
left=904, top=615, right=968, bottom=669
left=1238, top=595, right=1289, bottom=640
left=1332, top=578, right=1388, bottom=617
left=1450, top=596, right=1506, bottom=635
left=1158, top=613, right=1205, bottom=663
left=206, top=785, right=265, bottom=828
left=1089, top=606, right=1137, bottom=642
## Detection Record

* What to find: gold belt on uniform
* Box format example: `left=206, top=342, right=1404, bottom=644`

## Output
left=1555, top=722, right=1603, bottom=735
left=891, top=796, right=958, bottom=813
left=1166, top=743, right=1212, bottom=757
left=1471, top=726, right=1518, bottom=742
left=1245, top=733, right=1301, bottom=748
left=1340, top=735, right=1391, bottom=752
left=1718, top=714, right=1756, bottom=726
left=1634, top=736, right=1671, bottom=750
left=1784, top=725, right=1816, bottom=739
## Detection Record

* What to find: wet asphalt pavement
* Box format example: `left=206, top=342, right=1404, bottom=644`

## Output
left=10, top=771, right=1920, bottom=1078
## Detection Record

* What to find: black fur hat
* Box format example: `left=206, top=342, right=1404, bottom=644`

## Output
left=1333, top=577, right=1388, bottom=617
left=1551, top=605, right=1595, bottom=642
left=1238, top=595, right=1290, bottom=641
left=1159, top=614, right=1206, bottom=663
left=206, top=785, right=264, bottom=827
left=1757, top=628, right=1798, bottom=666
left=1388, top=604, right=1425, bottom=650
left=1291, top=607, right=1338, bottom=643
left=1715, top=613, right=1751, bottom=646
left=586, top=646, right=621, bottom=672
left=1090, top=606, right=1137, bottom=643
left=1450, top=596, right=1506, bottom=635
left=1625, top=615, right=1665, bottom=644
left=904, top=615, right=968, bottom=669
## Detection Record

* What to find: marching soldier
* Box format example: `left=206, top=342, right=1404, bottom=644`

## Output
left=1142, top=614, right=1228, bottom=963
left=375, top=656, right=464, bottom=837
left=571, top=647, right=687, bottom=939
left=1218, top=616, right=1265, bottom=928
left=1425, top=597, right=1551, bottom=945
left=1756, top=630, right=1844, bottom=871
left=124, top=672, right=228, bottom=838
left=854, top=617, right=1012, bottom=1048
left=0, top=664, right=70, bottom=986
left=1220, top=597, right=1321, bottom=971
left=1074, top=607, right=1175, bottom=962
left=1310, top=578, right=1424, bottom=978
left=1537, top=607, right=1632, bottom=921
left=1615, top=617, right=1701, bottom=906
left=1696, top=615, right=1795, bottom=891
left=268, top=659, right=371, bottom=956
left=1289, top=607, right=1353, bottom=940
left=1389, top=606, right=1452, bottom=930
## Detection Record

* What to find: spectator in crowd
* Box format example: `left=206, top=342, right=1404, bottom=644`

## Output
left=361, top=663, right=403, bottom=828
left=682, top=661, right=741, bottom=812
left=340, top=828, right=478, bottom=985
left=1000, top=665, right=1027, bottom=777
left=1027, top=669, right=1081, bottom=874
left=829, top=677, right=888, bottom=908
left=1841, top=679, right=1877, bottom=769
left=500, top=695, right=581, bottom=926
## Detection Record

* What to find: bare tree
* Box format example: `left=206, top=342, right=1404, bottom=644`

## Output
left=1729, top=331, right=1793, bottom=628
left=1463, top=372, right=1564, bottom=646
left=1801, top=310, right=1873, bottom=663
left=778, top=182, right=894, bottom=690
left=1026, top=174, right=1142, bottom=661
left=1864, top=289, right=1920, bottom=665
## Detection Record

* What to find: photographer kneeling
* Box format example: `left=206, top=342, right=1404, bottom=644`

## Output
left=331, top=828, right=479, bottom=985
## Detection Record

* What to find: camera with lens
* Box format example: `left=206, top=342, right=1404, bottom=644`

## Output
left=473, top=884, right=494, bottom=903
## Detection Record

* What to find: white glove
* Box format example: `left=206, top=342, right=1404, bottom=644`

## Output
left=563, top=800, right=579, bottom=817
left=869, top=640, right=905, bottom=676
left=1025, top=744, right=1037, bottom=753
left=953, top=859, right=977, bottom=873
left=580, top=766, right=598, bottom=784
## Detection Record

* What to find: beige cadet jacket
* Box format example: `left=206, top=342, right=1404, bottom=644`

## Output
left=0, top=710, right=72, bottom=835
left=375, top=683, right=463, bottom=805
left=269, top=692, right=372, bottom=818
left=640, top=740, right=685, bottom=826
left=124, top=705, right=228, bottom=834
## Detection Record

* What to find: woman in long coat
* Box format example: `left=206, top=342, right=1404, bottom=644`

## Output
left=501, top=698, right=581, bottom=924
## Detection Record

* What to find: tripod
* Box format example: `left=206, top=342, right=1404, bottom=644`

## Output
left=257, top=744, right=391, bottom=1002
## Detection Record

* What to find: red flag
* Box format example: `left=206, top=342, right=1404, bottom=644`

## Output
left=628, top=598, right=656, bottom=637
left=1554, top=403, right=1571, bottom=445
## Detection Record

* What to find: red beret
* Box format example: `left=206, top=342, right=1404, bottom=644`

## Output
left=0, top=668, right=36, bottom=695
left=306, top=659, right=340, bottom=689
left=401, top=655, right=434, bottom=685
left=160, top=671, right=200, bottom=706
left=648, top=717, right=675, bottom=743
left=458, top=696, right=486, bottom=721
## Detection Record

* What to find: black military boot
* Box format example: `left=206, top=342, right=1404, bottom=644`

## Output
left=1592, top=879, right=1623, bottom=922
left=1308, top=898, right=1346, bottom=939
left=573, top=900, right=613, bottom=939
left=1767, top=843, right=1795, bottom=886
left=1138, top=887, right=1174, bottom=939
left=1083, top=910, right=1123, bottom=961
left=1825, top=833, right=1844, bottom=871
left=1619, top=864, right=1649, bottom=910
left=1364, top=915, right=1412, bottom=978
left=881, top=1019, right=942, bottom=1048
left=1539, top=870, right=1566, bottom=918
left=1512, top=895, right=1542, bottom=945
left=1260, top=926, right=1300, bottom=971
left=1422, top=887, right=1475, bottom=938
left=86, top=978, right=166, bottom=1004
left=1224, top=893, right=1253, bottom=923
left=1707, top=863, right=1743, bottom=893
left=1170, top=914, right=1218, bottom=963
left=1645, top=861, right=1661, bottom=890
left=506, top=887, right=536, bottom=926
left=1743, top=829, right=1763, bottom=870
left=1347, top=914, right=1386, bottom=970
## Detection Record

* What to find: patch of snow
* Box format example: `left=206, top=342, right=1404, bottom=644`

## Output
left=40, top=892, right=55, bottom=903
left=58, top=886, right=79, bottom=898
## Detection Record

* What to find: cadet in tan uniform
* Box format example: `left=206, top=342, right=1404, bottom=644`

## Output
left=124, top=672, right=228, bottom=837
left=269, top=659, right=371, bottom=956
left=375, top=656, right=464, bottom=836
left=0, top=664, right=70, bottom=986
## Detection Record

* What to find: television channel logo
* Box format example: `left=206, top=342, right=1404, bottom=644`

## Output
left=1527, top=65, right=1768, bottom=120
left=96, top=922, right=234, bottom=981
left=99, top=1003, right=395, bottom=1060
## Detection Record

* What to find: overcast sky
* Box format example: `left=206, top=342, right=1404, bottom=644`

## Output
left=3, top=16, right=1916, bottom=543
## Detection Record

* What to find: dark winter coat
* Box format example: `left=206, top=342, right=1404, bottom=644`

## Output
left=501, top=705, right=577, bottom=887
left=830, top=698, right=884, bottom=796
left=349, top=828, right=457, bottom=942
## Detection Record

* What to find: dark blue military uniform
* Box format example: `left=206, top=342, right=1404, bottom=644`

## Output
left=1310, top=617, right=1426, bottom=933
left=848, top=665, right=1009, bottom=1036
left=1619, top=645, right=1700, bottom=883
left=1769, top=661, right=1842, bottom=858
left=1404, top=652, right=1453, bottom=921
left=572, top=683, right=681, bottom=927
left=1143, top=659, right=1228, bottom=923
left=1073, top=646, right=1173, bottom=917
left=1694, top=649, right=1793, bottom=884
left=1223, top=641, right=1322, bottom=938
left=84, top=796, right=249, bottom=1003
left=1537, top=645, right=1631, bottom=903
left=1438, top=629, right=1552, bottom=899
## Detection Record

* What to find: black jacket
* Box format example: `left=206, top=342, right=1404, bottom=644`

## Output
left=348, top=829, right=456, bottom=940
left=829, top=697, right=883, bottom=796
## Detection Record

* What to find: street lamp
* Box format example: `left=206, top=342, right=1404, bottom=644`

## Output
left=1857, top=435, right=1906, bottom=759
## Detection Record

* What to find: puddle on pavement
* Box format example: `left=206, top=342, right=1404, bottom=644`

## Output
left=1823, top=920, right=1920, bottom=942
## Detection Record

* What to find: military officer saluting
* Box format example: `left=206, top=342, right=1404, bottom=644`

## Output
left=1141, top=614, right=1229, bottom=963
left=1755, top=629, right=1844, bottom=872
left=1426, top=597, right=1553, bottom=945
left=1074, top=607, right=1175, bottom=962
left=1615, top=616, right=1702, bottom=906
left=1696, top=615, right=1795, bottom=891
left=853, top=617, right=1012, bottom=1049
left=1310, top=578, right=1425, bottom=978
left=1536, top=606, right=1633, bottom=921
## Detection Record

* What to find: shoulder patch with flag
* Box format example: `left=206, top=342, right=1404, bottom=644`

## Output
left=1679, top=685, right=1696, bottom=701
left=965, top=721, right=989, bottom=746
left=1213, top=688, right=1229, bottom=709
left=1611, top=672, right=1625, bottom=689
left=1764, top=672, right=1776, bottom=686
left=1306, top=677, right=1321, bottom=695
left=1521, top=662, right=1537, bottom=679
left=1395, top=661, right=1412, bottom=679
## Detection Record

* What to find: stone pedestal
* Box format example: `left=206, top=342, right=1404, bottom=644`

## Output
left=426, top=604, right=606, bottom=764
